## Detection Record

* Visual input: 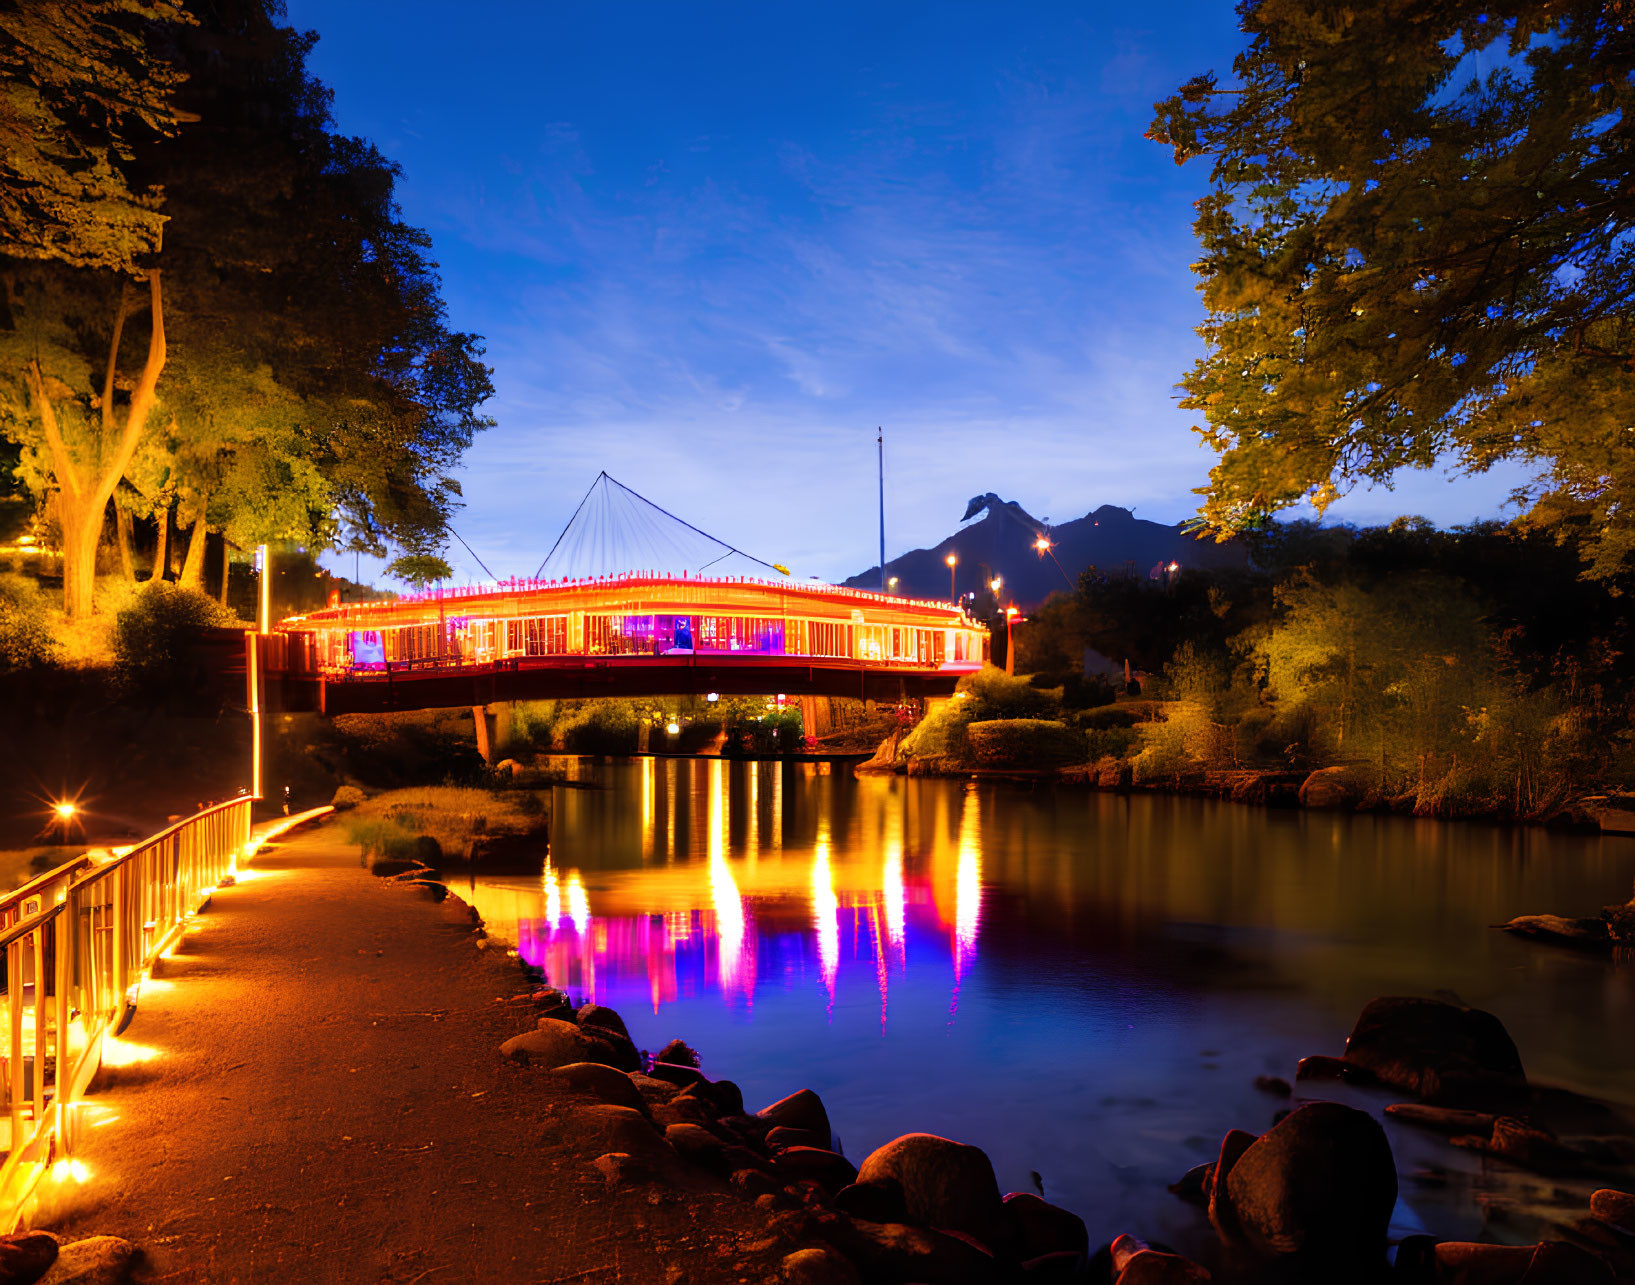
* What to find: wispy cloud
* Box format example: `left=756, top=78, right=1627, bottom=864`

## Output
left=293, top=3, right=1518, bottom=586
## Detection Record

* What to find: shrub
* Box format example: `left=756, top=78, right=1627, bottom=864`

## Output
left=552, top=699, right=642, bottom=754
left=344, top=815, right=416, bottom=861
left=966, top=666, right=1058, bottom=717
left=0, top=574, right=57, bottom=672
left=1084, top=726, right=1138, bottom=760
left=1075, top=705, right=1139, bottom=730
left=113, top=581, right=241, bottom=701
left=331, top=785, right=366, bottom=810
left=966, top=719, right=1085, bottom=768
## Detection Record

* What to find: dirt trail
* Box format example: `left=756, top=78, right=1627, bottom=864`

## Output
left=42, top=823, right=784, bottom=1284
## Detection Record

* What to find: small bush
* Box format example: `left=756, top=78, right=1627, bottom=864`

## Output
left=412, top=834, right=443, bottom=866
left=966, top=666, right=1058, bottom=718
left=966, top=719, right=1085, bottom=768
left=331, top=785, right=366, bottom=811
left=1075, top=705, right=1139, bottom=730
left=0, top=574, right=58, bottom=672
left=345, top=815, right=416, bottom=861
left=1085, top=726, right=1138, bottom=760
left=113, top=582, right=241, bottom=702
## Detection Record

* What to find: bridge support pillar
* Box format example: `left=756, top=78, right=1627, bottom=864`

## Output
left=492, top=702, right=514, bottom=758
left=472, top=704, right=494, bottom=765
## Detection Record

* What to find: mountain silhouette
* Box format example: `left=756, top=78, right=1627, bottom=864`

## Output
left=842, top=494, right=1246, bottom=609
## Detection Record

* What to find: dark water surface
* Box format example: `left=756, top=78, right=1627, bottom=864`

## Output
left=455, top=758, right=1635, bottom=1252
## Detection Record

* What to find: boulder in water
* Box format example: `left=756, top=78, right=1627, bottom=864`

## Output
left=1210, top=1102, right=1397, bottom=1269
left=1499, top=914, right=1614, bottom=952
left=1002, top=1192, right=1088, bottom=1260
left=855, top=1132, right=1008, bottom=1251
left=756, top=1089, right=833, bottom=1142
left=576, top=1002, right=630, bottom=1041
left=1342, top=996, right=1525, bottom=1103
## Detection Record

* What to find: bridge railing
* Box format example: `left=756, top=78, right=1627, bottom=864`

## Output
left=0, top=798, right=252, bottom=1228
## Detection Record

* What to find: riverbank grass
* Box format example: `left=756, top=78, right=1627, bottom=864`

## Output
left=342, top=785, right=548, bottom=863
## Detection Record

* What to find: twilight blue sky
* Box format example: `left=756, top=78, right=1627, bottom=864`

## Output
left=286, top=1, right=1531, bottom=584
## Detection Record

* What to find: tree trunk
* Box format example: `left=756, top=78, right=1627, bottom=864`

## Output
left=28, top=272, right=166, bottom=618
left=114, top=499, right=135, bottom=582
left=57, top=493, right=99, bottom=621
left=218, top=536, right=231, bottom=605
left=151, top=503, right=169, bottom=581
left=179, top=502, right=209, bottom=590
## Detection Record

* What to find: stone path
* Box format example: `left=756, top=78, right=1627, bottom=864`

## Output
left=43, top=823, right=778, bottom=1284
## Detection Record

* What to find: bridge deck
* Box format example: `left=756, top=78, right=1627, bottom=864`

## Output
left=43, top=824, right=785, bottom=1282
left=307, top=653, right=966, bottom=715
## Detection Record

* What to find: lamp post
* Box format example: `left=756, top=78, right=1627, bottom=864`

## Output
left=945, top=552, right=957, bottom=602
left=887, top=576, right=899, bottom=594
left=1004, top=606, right=1019, bottom=676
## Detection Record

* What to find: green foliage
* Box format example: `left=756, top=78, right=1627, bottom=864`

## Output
left=1151, top=1, right=1635, bottom=573
left=901, top=666, right=1061, bottom=762
left=966, top=719, right=1085, bottom=769
left=0, top=572, right=57, bottom=671
left=0, top=0, right=495, bottom=617
left=552, top=699, right=642, bottom=755
left=0, top=0, right=193, bottom=271
left=387, top=555, right=453, bottom=589
left=1084, top=726, right=1139, bottom=760
left=112, top=580, right=239, bottom=698
left=331, top=784, right=366, bottom=811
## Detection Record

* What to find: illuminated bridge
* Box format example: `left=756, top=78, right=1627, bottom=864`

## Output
left=263, top=472, right=989, bottom=715
left=271, top=571, right=987, bottom=715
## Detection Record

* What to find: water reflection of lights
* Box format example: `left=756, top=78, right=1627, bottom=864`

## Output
left=954, top=791, right=983, bottom=979
left=543, top=864, right=561, bottom=929
left=566, top=872, right=590, bottom=937
left=883, top=832, right=906, bottom=954
left=812, top=824, right=840, bottom=1007
left=472, top=773, right=989, bottom=1033
left=709, top=762, right=750, bottom=997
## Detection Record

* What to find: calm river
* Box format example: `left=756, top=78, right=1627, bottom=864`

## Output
left=453, top=758, right=1635, bottom=1254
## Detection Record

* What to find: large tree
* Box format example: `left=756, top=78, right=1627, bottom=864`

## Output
left=1150, top=1, right=1635, bottom=574
left=0, top=0, right=492, bottom=616
left=0, top=0, right=192, bottom=616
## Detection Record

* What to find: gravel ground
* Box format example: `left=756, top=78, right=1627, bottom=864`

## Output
left=40, top=822, right=790, bottom=1284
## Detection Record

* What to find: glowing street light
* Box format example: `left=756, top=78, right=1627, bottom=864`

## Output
left=1033, top=535, right=1051, bottom=555
left=887, top=576, right=899, bottom=593
left=989, top=575, right=1002, bottom=594
left=945, top=552, right=958, bottom=602
left=48, top=797, right=81, bottom=845
left=1004, top=606, right=1020, bottom=676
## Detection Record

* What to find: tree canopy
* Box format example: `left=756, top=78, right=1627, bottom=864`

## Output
left=0, top=0, right=192, bottom=272
left=1150, top=1, right=1635, bottom=574
left=0, top=0, right=493, bottom=615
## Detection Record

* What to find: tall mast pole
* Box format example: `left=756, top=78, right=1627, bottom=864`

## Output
left=877, top=427, right=886, bottom=591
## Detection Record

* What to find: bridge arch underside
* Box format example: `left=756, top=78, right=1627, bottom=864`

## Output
left=313, top=656, right=961, bottom=716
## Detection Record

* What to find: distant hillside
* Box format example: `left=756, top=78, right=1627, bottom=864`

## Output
left=843, top=494, right=1247, bottom=609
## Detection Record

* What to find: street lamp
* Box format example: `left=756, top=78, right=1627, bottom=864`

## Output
left=1004, top=606, right=1020, bottom=676
left=945, top=552, right=957, bottom=602
left=887, top=576, right=898, bottom=594
left=989, top=575, right=1002, bottom=595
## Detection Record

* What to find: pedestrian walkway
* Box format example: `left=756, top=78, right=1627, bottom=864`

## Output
left=41, top=824, right=772, bottom=1284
